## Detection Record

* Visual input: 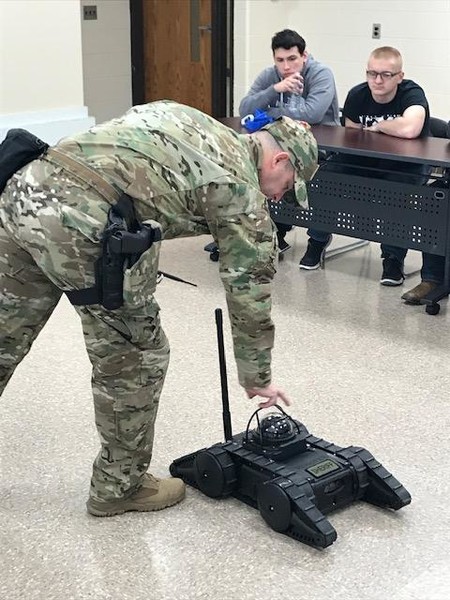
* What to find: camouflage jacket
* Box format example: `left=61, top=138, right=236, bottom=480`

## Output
left=58, top=101, right=276, bottom=389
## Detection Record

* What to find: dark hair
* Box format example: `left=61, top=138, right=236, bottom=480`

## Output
left=271, top=29, right=306, bottom=55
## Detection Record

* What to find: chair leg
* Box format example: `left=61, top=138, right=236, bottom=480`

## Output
left=324, top=239, right=370, bottom=261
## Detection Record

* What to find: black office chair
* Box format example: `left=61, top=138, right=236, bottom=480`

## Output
left=429, top=116, right=450, bottom=139
left=428, top=116, right=450, bottom=184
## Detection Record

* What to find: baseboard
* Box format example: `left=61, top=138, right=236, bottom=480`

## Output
left=0, top=106, right=95, bottom=145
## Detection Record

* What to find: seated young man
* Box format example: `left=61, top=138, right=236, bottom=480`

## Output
left=239, top=28, right=339, bottom=254
left=299, top=46, right=444, bottom=302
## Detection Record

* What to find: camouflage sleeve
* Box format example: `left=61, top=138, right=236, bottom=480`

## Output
left=200, top=180, right=277, bottom=389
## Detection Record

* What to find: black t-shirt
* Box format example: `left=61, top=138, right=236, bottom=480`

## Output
left=343, top=79, right=430, bottom=137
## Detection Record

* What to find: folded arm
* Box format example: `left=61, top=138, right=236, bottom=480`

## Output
left=346, top=105, right=426, bottom=139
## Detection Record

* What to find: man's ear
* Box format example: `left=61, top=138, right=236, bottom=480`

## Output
left=273, top=151, right=290, bottom=167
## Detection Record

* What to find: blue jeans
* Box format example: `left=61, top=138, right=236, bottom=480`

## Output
left=421, top=254, right=445, bottom=283
left=308, top=228, right=331, bottom=244
left=379, top=245, right=444, bottom=283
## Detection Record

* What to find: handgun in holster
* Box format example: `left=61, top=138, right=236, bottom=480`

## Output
left=97, top=199, right=161, bottom=310
left=67, top=193, right=161, bottom=310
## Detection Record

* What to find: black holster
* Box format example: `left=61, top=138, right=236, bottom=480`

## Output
left=67, top=194, right=161, bottom=310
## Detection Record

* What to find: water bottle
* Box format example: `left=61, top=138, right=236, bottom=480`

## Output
left=287, top=92, right=302, bottom=118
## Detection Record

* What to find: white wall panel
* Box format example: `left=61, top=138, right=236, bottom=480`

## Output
left=0, top=0, right=92, bottom=141
left=0, top=0, right=83, bottom=113
left=80, top=0, right=132, bottom=124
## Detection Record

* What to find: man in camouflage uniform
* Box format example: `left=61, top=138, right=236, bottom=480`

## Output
left=0, top=101, right=317, bottom=517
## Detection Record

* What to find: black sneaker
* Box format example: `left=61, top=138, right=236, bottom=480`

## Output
left=299, top=236, right=332, bottom=270
left=380, top=258, right=405, bottom=286
left=278, top=237, right=291, bottom=254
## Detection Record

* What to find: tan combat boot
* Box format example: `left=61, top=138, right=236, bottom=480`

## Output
left=86, top=474, right=186, bottom=517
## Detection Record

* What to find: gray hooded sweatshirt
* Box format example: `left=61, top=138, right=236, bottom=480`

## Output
left=239, top=56, right=340, bottom=126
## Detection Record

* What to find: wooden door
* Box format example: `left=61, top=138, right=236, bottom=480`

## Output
left=143, top=0, right=212, bottom=114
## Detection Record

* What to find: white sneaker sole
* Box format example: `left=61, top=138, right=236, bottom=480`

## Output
left=380, top=278, right=404, bottom=287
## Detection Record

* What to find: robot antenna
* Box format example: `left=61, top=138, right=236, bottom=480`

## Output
left=215, top=308, right=233, bottom=441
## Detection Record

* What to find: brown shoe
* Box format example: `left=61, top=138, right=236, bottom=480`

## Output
left=86, top=474, right=186, bottom=517
left=401, top=281, right=439, bottom=305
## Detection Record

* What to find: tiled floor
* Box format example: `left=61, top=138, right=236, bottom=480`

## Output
left=1, top=229, right=449, bottom=600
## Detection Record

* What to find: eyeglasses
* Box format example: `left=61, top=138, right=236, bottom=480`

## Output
left=366, top=70, right=401, bottom=80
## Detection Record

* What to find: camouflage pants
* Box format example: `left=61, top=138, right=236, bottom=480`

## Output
left=0, top=158, right=170, bottom=502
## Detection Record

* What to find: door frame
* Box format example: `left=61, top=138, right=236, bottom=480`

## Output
left=129, top=0, right=234, bottom=117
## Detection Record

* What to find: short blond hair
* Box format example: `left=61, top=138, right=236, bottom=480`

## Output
left=369, top=46, right=403, bottom=70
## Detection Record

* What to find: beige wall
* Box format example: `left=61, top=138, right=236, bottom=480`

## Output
left=234, top=0, right=450, bottom=120
left=1, top=0, right=449, bottom=135
left=0, top=0, right=84, bottom=113
left=0, top=0, right=93, bottom=143
left=80, top=0, right=132, bottom=125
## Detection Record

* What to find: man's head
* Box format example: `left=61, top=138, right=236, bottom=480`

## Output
left=366, top=46, right=404, bottom=104
left=255, top=117, right=318, bottom=207
left=271, top=29, right=308, bottom=79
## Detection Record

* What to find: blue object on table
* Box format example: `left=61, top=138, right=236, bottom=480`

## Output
left=241, top=109, right=275, bottom=133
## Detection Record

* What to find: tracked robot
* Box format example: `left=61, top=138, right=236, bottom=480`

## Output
left=170, top=309, right=411, bottom=548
